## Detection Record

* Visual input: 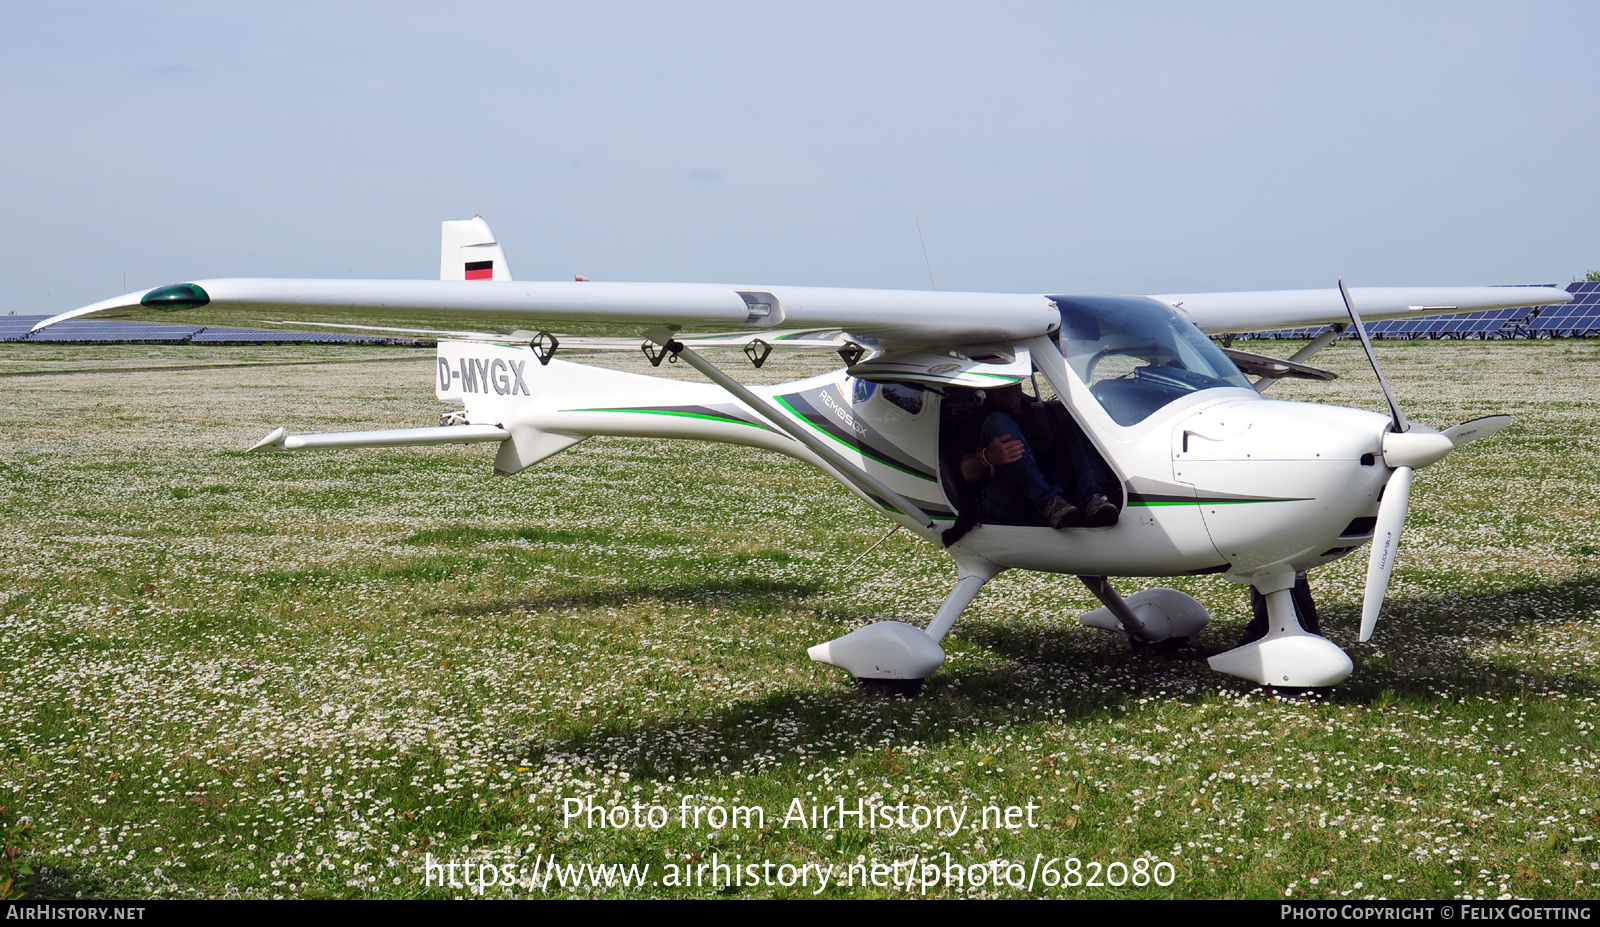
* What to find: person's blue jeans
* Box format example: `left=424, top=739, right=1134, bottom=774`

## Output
left=1040, top=404, right=1118, bottom=505
left=977, top=412, right=1061, bottom=526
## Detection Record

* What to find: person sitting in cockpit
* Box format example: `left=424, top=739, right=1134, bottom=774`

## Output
left=960, top=382, right=1118, bottom=529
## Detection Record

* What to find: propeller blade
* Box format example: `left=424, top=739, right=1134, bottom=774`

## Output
left=1338, top=278, right=1410, bottom=434
left=1443, top=414, right=1512, bottom=446
left=1360, top=465, right=1414, bottom=642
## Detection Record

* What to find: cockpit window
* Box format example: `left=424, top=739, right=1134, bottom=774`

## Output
left=1050, top=296, right=1252, bottom=426
left=852, top=378, right=925, bottom=416
left=880, top=382, right=924, bottom=416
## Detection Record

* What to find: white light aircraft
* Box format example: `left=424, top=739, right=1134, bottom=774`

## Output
left=34, top=217, right=1572, bottom=695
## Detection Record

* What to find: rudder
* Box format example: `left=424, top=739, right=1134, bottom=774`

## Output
left=440, top=216, right=513, bottom=281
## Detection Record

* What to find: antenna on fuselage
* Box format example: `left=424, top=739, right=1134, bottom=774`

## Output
left=846, top=524, right=902, bottom=573
left=915, top=215, right=937, bottom=291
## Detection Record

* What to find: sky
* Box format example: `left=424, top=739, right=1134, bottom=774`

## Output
left=4, top=1, right=1599, bottom=315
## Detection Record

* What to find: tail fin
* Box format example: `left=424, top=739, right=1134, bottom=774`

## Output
left=440, top=216, right=513, bottom=281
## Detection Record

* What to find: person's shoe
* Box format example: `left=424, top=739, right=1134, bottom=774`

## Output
left=1043, top=495, right=1081, bottom=530
left=1083, top=494, right=1119, bottom=528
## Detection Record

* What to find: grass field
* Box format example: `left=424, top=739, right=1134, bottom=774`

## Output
left=1, top=338, right=1597, bottom=899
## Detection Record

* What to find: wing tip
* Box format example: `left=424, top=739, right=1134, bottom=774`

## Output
left=248, top=427, right=288, bottom=453
left=29, top=291, right=154, bottom=333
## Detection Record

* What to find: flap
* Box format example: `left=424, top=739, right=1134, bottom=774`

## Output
left=847, top=345, right=1031, bottom=389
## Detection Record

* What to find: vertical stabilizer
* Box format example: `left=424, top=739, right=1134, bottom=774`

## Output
left=440, top=216, right=513, bottom=281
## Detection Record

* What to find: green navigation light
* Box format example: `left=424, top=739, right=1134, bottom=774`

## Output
left=140, top=283, right=210, bottom=311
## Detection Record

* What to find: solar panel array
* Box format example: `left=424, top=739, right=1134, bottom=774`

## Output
left=189, top=327, right=413, bottom=344
left=1239, top=282, right=1600, bottom=341
left=1524, top=281, right=1600, bottom=337
left=0, top=316, right=418, bottom=345
left=25, top=319, right=204, bottom=343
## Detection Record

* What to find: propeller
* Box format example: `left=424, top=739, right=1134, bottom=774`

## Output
left=1360, top=465, right=1412, bottom=642
left=1442, top=414, right=1512, bottom=446
left=1337, top=280, right=1488, bottom=642
left=1339, top=278, right=1408, bottom=435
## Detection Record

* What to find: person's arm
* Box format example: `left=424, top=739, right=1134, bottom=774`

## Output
left=962, top=435, right=1025, bottom=481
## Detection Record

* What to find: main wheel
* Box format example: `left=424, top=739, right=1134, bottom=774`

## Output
left=856, top=677, right=925, bottom=698
left=1153, top=636, right=1190, bottom=655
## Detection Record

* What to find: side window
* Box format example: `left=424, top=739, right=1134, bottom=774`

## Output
left=881, top=383, right=925, bottom=416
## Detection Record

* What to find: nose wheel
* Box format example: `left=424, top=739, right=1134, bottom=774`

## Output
left=1262, top=685, right=1334, bottom=702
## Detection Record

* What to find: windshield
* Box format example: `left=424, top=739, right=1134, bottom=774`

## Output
left=1050, top=296, right=1253, bottom=426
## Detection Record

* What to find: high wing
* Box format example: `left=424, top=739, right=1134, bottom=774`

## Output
left=30, top=279, right=1061, bottom=351
left=31, top=277, right=1570, bottom=347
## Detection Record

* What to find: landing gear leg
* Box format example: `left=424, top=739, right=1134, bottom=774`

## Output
left=1077, top=579, right=1212, bottom=648
left=1078, top=576, right=1151, bottom=643
left=1209, top=566, right=1351, bottom=688
left=1240, top=571, right=1319, bottom=644
left=925, top=556, right=1004, bottom=644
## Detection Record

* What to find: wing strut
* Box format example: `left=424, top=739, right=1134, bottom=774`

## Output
left=1252, top=323, right=1347, bottom=394
left=663, top=340, right=937, bottom=532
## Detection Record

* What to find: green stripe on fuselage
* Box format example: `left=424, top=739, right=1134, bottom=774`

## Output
left=772, top=395, right=937, bottom=482
left=566, top=407, right=772, bottom=430
left=1126, top=495, right=1309, bottom=507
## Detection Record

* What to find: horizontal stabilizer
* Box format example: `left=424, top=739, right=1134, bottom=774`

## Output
left=248, top=424, right=511, bottom=452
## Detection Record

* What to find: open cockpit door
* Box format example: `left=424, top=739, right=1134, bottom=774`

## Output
left=929, top=344, right=1127, bottom=540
